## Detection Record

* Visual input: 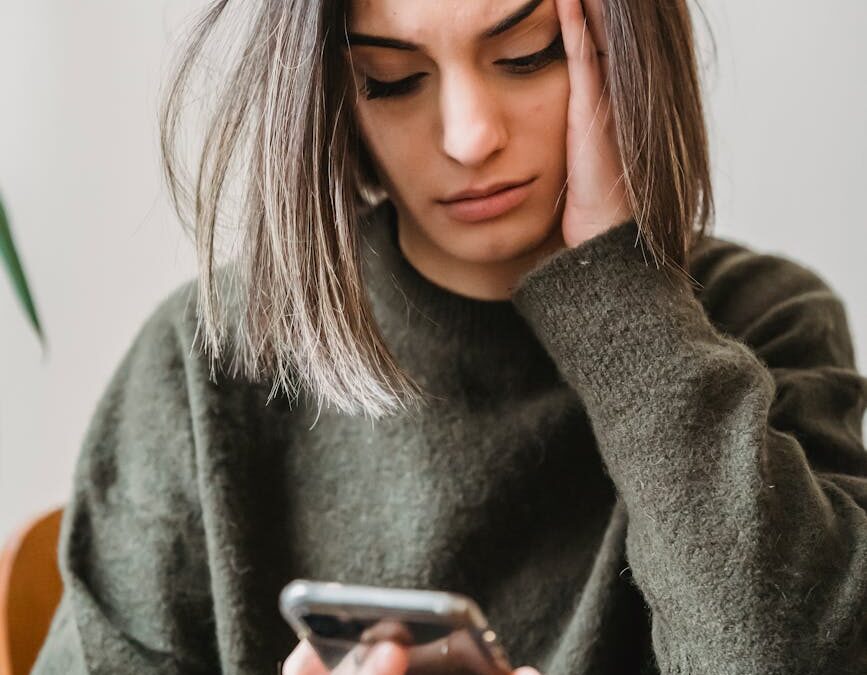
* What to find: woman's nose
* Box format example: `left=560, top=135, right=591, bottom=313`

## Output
left=440, top=72, right=507, bottom=167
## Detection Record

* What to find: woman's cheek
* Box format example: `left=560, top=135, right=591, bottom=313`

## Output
left=531, top=80, right=570, bottom=154
left=354, top=109, right=396, bottom=173
left=368, top=120, right=426, bottom=181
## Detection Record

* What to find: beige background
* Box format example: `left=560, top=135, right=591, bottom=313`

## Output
left=1, top=1, right=866, bottom=542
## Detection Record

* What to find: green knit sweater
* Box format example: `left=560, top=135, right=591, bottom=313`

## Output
left=33, top=199, right=867, bottom=674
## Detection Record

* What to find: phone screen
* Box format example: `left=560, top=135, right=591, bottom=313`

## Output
left=300, top=611, right=511, bottom=674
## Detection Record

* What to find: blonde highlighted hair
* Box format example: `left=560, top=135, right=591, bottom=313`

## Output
left=159, top=0, right=716, bottom=420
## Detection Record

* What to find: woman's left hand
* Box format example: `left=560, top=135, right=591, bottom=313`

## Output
left=554, top=0, right=634, bottom=248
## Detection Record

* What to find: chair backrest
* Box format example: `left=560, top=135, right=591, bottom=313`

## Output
left=0, top=507, right=64, bottom=675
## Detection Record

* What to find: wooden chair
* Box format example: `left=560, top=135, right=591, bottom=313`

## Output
left=0, top=507, right=64, bottom=675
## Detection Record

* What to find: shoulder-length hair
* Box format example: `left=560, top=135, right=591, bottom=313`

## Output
left=159, top=0, right=715, bottom=420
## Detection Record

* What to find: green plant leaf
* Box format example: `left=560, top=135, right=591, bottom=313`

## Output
left=0, top=193, right=44, bottom=341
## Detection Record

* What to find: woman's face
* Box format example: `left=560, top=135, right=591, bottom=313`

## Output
left=345, top=0, right=570, bottom=298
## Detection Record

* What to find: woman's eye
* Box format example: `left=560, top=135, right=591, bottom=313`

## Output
left=360, top=72, right=427, bottom=101
left=359, top=32, right=566, bottom=101
left=497, top=32, right=565, bottom=74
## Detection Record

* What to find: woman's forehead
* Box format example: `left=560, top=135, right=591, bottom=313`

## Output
left=347, top=0, right=549, bottom=39
left=345, top=0, right=554, bottom=55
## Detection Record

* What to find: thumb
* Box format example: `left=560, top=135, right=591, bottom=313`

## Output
left=358, top=641, right=410, bottom=674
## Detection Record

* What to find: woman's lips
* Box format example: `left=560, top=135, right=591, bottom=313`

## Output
left=439, top=179, right=535, bottom=223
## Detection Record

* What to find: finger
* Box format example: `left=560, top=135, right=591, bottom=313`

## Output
left=554, top=0, right=612, bottom=164
left=330, top=642, right=380, bottom=675
left=360, top=619, right=414, bottom=646
left=581, top=0, right=609, bottom=57
left=554, top=0, right=628, bottom=241
left=357, top=641, right=409, bottom=675
left=553, top=0, right=606, bottom=124
left=282, top=640, right=330, bottom=675
left=512, top=668, right=542, bottom=675
left=554, top=0, right=599, bottom=65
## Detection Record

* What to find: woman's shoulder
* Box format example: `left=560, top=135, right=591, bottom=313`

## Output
left=139, top=263, right=240, bottom=357
left=115, top=263, right=260, bottom=410
left=144, top=275, right=199, bottom=338
left=687, top=229, right=857, bottom=369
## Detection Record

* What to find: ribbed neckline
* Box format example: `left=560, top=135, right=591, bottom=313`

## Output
left=359, top=198, right=540, bottom=349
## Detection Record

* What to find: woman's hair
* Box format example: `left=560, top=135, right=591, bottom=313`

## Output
left=159, top=0, right=716, bottom=421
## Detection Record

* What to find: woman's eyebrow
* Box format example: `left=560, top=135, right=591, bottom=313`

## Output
left=344, top=0, right=545, bottom=51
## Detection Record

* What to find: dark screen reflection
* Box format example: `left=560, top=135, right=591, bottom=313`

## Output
left=303, top=614, right=512, bottom=674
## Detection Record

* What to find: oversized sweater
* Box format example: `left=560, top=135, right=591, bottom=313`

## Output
left=32, top=198, right=867, bottom=675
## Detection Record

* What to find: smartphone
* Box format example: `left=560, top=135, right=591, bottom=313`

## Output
left=279, top=579, right=513, bottom=674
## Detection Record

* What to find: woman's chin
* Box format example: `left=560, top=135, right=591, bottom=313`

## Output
left=434, top=219, right=562, bottom=266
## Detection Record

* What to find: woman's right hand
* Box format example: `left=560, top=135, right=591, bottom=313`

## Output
left=281, top=637, right=543, bottom=675
left=281, top=639, right=410, bottom=675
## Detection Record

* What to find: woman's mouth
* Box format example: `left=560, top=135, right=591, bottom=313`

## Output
left=438, top=178, right=536, bottom=223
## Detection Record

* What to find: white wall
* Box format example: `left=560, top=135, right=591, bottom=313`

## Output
left=0, top=1, right=200, bottom=541
left=1, top=1, right=866, bottom=542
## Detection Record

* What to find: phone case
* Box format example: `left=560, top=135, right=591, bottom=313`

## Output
left=279, top=579, right=513, bottom=674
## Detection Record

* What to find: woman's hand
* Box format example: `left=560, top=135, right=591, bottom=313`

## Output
left=554, top=0, right=633, bottom=248
left=280, top=638, right=543, bottom=675
left=281, top=639, right=408, bottom=675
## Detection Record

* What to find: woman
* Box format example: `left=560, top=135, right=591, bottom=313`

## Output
left=33, top=0, right=867, bottom=673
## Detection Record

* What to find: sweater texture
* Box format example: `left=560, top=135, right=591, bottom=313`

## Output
left=33, top=198, right=867, bottom=674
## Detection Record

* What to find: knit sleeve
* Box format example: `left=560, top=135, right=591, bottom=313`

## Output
left=31, top=283, right=218, bottom=675
left=510, top=220, right=867, bottom=675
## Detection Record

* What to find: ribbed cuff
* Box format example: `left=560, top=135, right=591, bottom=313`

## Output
left=511, top=220, right=720, bottom=417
